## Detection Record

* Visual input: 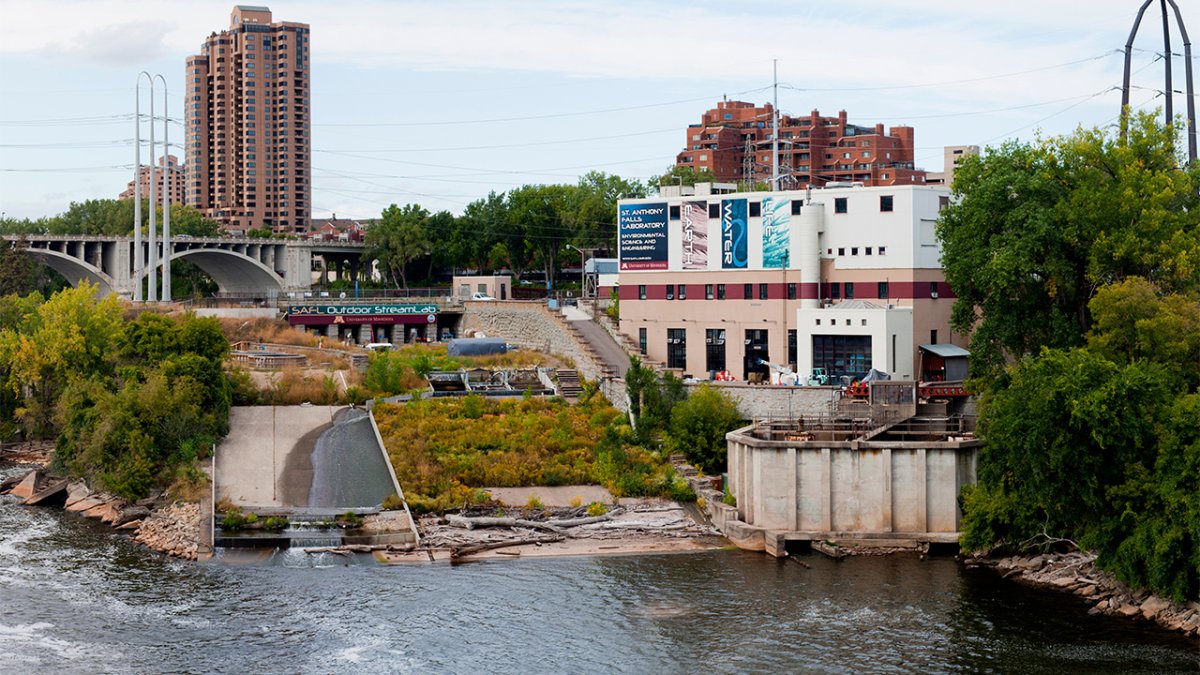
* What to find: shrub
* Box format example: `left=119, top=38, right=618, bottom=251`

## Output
left=568, top=495, right=583, bottom=508
left=261, top=516, right=289, bottom=531
left=666, top=384, right=744, bottom=474
left=336, top=511, right=364, bottom=528
left=381, top=494, right=406, bottom=511
left=222, top=509, right=248, bottom=530
left=586, top=501, right=608, bottom=517
left=525, top=494, right=545, bottom=510
left=723, top=491, right=737, bottom=507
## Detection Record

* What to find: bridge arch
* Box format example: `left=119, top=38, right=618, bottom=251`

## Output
left=24, top=248, right=118, bottom=296
left=168, top=248, right=286, bottom=295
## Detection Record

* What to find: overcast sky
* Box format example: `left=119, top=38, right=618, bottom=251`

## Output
left=0, top=0, right=1189, bottom=219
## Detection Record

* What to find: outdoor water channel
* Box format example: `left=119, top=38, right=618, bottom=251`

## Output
left=1, top=463, right=1197, bottom=673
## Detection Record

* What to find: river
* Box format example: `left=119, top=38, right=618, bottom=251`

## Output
left=0, top=481, right=1196, bottom=673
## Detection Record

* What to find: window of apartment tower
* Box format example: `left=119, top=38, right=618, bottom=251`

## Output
left=638, top=285, right=646, bottom=300
left=743, top=283, right=753, bottom=299
left=705, top=284, right=714, bottom=300
left=880, top=195, right=894, bottom=212
left=834, top=197, right=847, bottom=214
left=639, top=328, right=647, bottom=355
left=717, top=284, right=726, bottom=300
left=667, top=329, right=687, bottom=369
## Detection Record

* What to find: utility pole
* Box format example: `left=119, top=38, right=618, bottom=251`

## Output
left=1121, top=0, right=1197, bottom=162
left=155, top=74, right=171, bottom=302
left=772, top=59, right=780, bottom=192
left=147, top=77, right=158, bottom=303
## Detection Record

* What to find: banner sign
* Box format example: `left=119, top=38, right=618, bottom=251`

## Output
left=618, top=202, right=669, bottom=270
left=680, top=200, right=708, bottom=270
left=761, top=197, right=790, bottom=268
left=286, top=304, right=439, bottom=317
left=721, top=198, right=748, bottom=269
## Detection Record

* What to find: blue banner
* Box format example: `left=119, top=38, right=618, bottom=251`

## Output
left=761, top=197, right=790, bottom=268
left=618, top=203, right=669, bottom=270
left=721, top=198, right=748, bottom=269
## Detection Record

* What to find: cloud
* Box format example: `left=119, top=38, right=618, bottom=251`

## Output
left=45, top=19, right=176, bottom=67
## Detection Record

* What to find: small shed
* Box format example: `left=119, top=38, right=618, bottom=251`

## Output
left=918, top=344, right=970, bottom=382
left=447, top=337, right=508, bottom=357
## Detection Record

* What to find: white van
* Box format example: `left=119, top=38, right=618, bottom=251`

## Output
left=365, top=342, right=394, bottom=352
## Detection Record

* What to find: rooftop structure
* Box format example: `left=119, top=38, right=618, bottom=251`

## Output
left=119, top=154, right=186, bottom=206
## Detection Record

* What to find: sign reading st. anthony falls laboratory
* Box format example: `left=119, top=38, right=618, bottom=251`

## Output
left=618, top=203, right=668, bottom=270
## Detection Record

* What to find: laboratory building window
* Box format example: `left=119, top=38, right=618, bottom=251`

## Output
left=705, top=329, right=726, bottom=373
left=812, top=335, right=872, bottom=381
left=667, top=329, right=687, bottom=369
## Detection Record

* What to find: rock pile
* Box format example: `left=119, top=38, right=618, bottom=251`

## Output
left=134, top=502, right=202, bottom=561
left=969, top=552, right=1199, bottom=637
left=1, top=468, right=201, bottom=561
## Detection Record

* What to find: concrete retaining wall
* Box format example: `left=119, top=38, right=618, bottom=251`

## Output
left=600, top=377, right=836, bottom=420
left=462, top=302, right=606, bottom=381
left=725, top=426, right=979, bottom=552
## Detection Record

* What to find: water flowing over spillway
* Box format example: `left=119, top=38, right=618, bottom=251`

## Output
left=1, top=469, right=1196, bottom=674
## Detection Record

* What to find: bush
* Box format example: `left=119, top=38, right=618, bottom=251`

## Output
left=262, top=516, right=289, bottom=532
left=525, top=494, right=545, bottom=510
left=665, top=385, right=744, bottom=474
left=381, top=494, right=406, bottom=511
left=586, top=501, right=608, bottom=517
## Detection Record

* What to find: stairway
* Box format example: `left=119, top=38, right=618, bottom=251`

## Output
left=555, top=369, right=583, bottom=399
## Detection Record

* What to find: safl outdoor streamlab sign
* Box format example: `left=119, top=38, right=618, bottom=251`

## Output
left=618, top=202, right=668, bottom=270
left=285, top=303, right=439, bottom=325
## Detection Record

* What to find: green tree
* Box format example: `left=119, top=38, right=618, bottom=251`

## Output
left=666, top=384, right=744, bottom=473
left=0, top=283, right=123, bottom=436
left=508, top=184, right=573, bottom=286
left=937, top=111, right=1200, bottom=382
left=367, top=204, right=432, bottom=288
left=649, top=165, right=715, bottom=190
left=1085, top=277, right=1200, bottom=391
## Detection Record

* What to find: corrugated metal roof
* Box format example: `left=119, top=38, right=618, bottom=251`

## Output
left=919, top=344, right=970, bottom=358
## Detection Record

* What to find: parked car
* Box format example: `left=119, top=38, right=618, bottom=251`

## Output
left=471, top=292, right=495, bottom=301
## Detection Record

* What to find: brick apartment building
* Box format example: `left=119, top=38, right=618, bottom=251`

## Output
left=119, top=154, right=186, bottom=206
left=185, top=5, right=311, bottom=235
left=676, top=100, right=926, bottom=188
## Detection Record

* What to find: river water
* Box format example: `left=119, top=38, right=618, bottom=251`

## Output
left=1, top=481, right=1196, bottom=673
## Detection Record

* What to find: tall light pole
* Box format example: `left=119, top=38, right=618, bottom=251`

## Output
left=772, top=59, right=780, bottom=191
left=155, top=74, right=171, bottom=302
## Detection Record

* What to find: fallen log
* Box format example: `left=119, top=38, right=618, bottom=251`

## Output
left=446, top=514, right=564, bottom=533
left=545, top=508, right=624, bottom=528
left=451, top=534, right=565, bottom=559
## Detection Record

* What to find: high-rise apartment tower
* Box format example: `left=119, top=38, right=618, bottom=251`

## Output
left=185, top=5, right=310, bottom=234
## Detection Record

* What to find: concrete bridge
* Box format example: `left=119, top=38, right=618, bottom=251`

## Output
left=7, top=234, right=366, bottom=299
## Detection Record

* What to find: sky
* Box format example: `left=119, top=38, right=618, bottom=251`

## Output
left=0, top=0, right=1191, bottom=220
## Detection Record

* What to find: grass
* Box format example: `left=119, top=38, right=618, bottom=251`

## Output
left=373, top=395, right=691, bottom=513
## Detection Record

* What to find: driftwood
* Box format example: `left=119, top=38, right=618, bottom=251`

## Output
left=451, top=534, right=565, bottom=559
left=446, top=514, right=565, bottom=533
left=545, top=508, right=624, bottom=528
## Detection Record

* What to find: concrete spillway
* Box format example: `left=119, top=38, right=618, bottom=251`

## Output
left=215, top=406, right=400, bottom=511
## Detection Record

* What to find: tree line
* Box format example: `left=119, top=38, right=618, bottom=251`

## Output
left=364, top=171, right=648, bottom=289
left=941, top=111, right=1200, bottom=602
left=0, top=283, right=232, bottom=500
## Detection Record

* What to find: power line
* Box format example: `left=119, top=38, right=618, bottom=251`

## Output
left=313, top=87, right=772, bottom=127
left=779, top=50, right=1120, bottom=93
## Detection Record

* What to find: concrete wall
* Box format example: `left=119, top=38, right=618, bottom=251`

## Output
left=462, top=302, right=605, bottom=381
left=726, top=426, right=979, bottom=546
left=600, top=377, right=837, bottom=419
